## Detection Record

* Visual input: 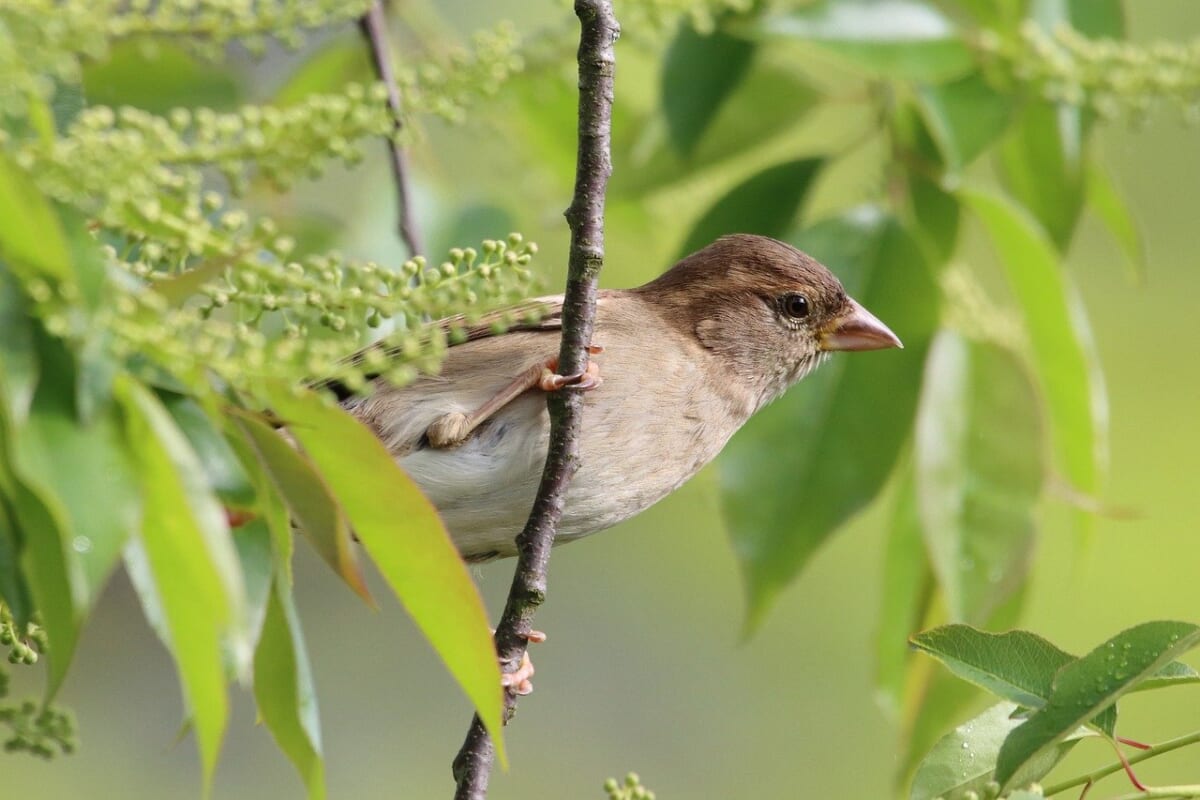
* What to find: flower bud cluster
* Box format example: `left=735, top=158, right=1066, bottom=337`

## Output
left=392, top=23, right=525, bottom=124
left=24, top=83, right=397, bottom=244
left=986, top=23, right=1200, bottom=123
left=603, top=772, right=656, bottom=800
left=0, top=605, right=46, bottom=667
left=0, top=0, right=373, bottom=114
left=0, top=700, right=77, bottom=759
left=100, top=235, right=539, bottom=399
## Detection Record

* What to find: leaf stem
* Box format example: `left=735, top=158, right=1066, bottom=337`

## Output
left=448, top=2, right=619, bottom=798
left=1043, top=730, right=1200, bottom=797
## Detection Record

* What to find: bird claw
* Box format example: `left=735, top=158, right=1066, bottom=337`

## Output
left=539, top=359, right=603, bottom=392
left=499, top=629, right=546, bottom=696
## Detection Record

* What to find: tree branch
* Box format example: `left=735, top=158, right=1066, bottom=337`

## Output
left=1043, top=730, right=1200, bottom=797
left=449, top=1, right=618, bottom=798
left=358, top=0, right=425, bottom=257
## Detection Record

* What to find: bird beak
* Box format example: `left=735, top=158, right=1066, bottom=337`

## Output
left=819, top=298, right=903, bottom=352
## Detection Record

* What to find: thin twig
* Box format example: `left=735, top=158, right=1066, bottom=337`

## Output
left=449, top=1, right=618, bottom=798
left=1044, top=730, right=1200, bottom=797
left=358, top=0, right=425, bottom=257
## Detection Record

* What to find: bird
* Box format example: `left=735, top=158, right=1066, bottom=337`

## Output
left=335, top=234, right=902, bottom=563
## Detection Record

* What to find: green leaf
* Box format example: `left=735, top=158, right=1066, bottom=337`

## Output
left=151, top=250, right=250, bottom=308
left=997, top=102, right=1085, bottom=251
left=661, top=22, right=756, bottom=157
left=748, top=0, right=974, bottom=82
left=892, top=104, right=961, bottom=262
left=916, top=71, right=1014, bottom=172
left=678, top=158, right=824, bottom=257
left=1031, top=0, right=1123, bottom=38
left=264, top=386, right=506, bottom=765
left=875, top=465, right=935, bottom=719
left=0, top=267, right=38, bottom=423
left=119, top=378, right=247, bottom=790
left=1086, top=163, right=1145, bottom=283
left=227, top=410, right=370, bottom=603
left=222, top=419, right=294, bottom=583
left=2, top=333, right=98, bottom=693
left=910, top=702, right=1093, bottom=800
left=0, top=152, right=72, bottom=284
left=997, top=0, right=1123, bottom=251
left=12, top=373, right=139, bottom=607
left=273, top=38, right=371, bottom=107
left=1134, top=660, right=1200, bottom=692
left=721, top=211, right=940, bottom=628
left=233, top=518, right=273, bottom=664
left=995, top=621, right=1200, bottom=792
left=915, top=334, right=1042, bottom=623
left=960, top=187, right=1106, bottom=513
left=162, top=394, right=257, bottom=509
left=910, top=626, right=1074, bottom=708
left=255, top=579, right=325, bottom=800
left=611, top=65, right=817, bottom=197
left=0, top=497, right=32, bottom=626
left=82, top=42, right=240, bottom=113
left=952, top=0, right=1027, bottom=31
left=11, top=478, right=80, bottom=696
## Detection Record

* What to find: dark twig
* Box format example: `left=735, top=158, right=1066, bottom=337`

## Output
left=450, top=1, right=618, bottom=798
left=358, top=0, right=425, bottom=257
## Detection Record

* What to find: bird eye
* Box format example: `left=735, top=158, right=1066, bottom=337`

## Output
left=781, top=293, right=810, bottom=319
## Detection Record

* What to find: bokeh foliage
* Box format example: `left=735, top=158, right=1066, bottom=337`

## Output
left=2, top=0, right=1199, bottom=798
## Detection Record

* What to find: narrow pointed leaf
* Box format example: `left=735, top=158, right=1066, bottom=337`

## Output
left=916, top=71, right=1013, bottom=172
left=162, top=394, right=256, bottom=509
left=997, top=102, right=1085, bottom=250
left=119, top=379, right=247, bottom=789
left=265, top=386, right=506, bottom=764
left=12, top=335, right=139, bottom=604
left=722, top=211, right=939, bottom=629
left=995, top=621, right=1200, bottom=792
left=961, top=187, right=1106, bottom=511
left=82, top=42, right=240, bottom=113
left=662, top=22, right=756, bottom=157
left=611, top=66, right=817, bottom=197
left=678, top=158, right=823, bottom=257
left=227, top=410, right=370, bottom=603
left=915, top=334, right=1041, bottom=623
left=0, top=153, right=72, bottom=283
left=11, top=478, right=79, bottom=696
left=0, top=267, right=38, bottom=422
left=255, top=579, right=325, bottom=800
left=1086, top=163, right=1145, bottom=283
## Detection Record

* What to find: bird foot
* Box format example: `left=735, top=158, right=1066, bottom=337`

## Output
left=538, top=352, right=603, bottom=392
left=500, top=629, right=547, bottom=696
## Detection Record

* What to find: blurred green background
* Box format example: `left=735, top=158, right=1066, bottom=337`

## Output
left=7, top=1, right=1200, bottom=797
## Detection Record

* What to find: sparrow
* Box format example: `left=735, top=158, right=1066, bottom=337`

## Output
left=334, top=234, right=901, bottom=562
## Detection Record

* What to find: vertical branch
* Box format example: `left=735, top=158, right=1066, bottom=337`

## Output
left=450, top=1, right=619, bottom=798
left=358, top=0, right=425, bottom=257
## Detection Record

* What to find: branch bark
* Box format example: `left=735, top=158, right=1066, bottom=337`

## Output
left=450, top=1, right=619, bottom=798
left=358, top=0, right=425, bottom=257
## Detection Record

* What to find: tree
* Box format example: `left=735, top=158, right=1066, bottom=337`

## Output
left=2, top=1, right=1199, bottom=798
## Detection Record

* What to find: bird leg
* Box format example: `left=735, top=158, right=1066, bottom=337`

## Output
left=500, top=629, right=547, bottom=696
left=425, top=347, right=603, bottom=449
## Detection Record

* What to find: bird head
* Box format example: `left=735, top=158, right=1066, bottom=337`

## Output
left=636, top=234, right=901, bottom=411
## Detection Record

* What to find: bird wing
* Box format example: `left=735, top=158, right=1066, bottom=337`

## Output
left=313, top=296, right=565, bottom=400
